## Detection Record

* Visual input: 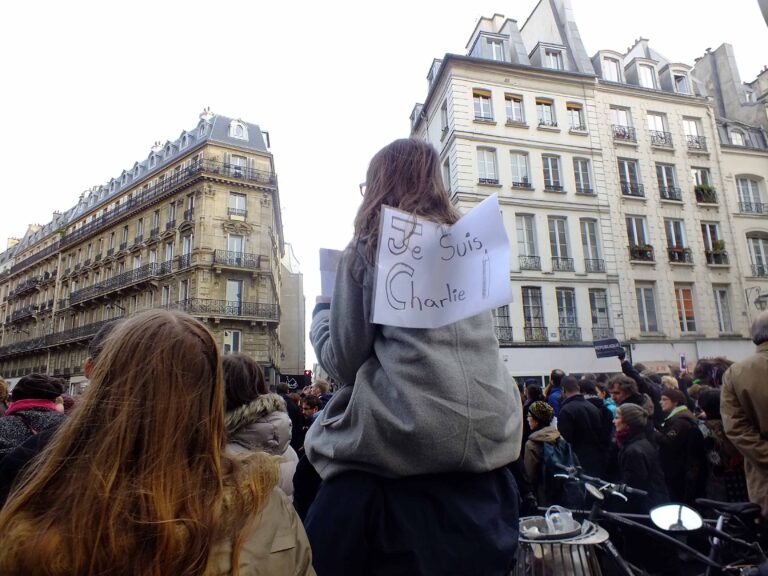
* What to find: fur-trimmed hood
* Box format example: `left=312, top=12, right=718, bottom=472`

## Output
left=225, top=393, right=287, bottom=434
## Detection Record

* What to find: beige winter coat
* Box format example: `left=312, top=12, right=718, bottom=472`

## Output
left=721, top=342, right=768, bottom=515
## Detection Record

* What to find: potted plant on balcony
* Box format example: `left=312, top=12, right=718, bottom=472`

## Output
left=631, top=243, right=654, bottom=260
left=712, top=239, right=726, bottom=253
left=695, top=183, right=716, bottom=203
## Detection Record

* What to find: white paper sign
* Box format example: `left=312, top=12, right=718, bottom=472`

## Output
left=319, top=248, right=343, bottom=299
left=372, top=194, right=512, bottom=329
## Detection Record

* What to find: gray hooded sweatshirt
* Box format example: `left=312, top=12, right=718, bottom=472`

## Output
left=307, top=240, right=522, bottom=480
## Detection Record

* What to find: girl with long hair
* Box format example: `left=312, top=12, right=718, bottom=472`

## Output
left=0, top=309, right=313, bottom=576
left=306, top=138, right=522, bottom=575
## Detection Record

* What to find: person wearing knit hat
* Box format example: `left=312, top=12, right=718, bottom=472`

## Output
left=616, top=403, right=647, bottom=432
left=528, top=401, right=554, bottom=427
left=523, top=400, right=562, bottom=505
left=0, top=374, right=66, bottom=457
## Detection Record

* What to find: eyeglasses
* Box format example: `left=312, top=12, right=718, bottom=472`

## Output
left=359, top=182, right=366, bottom=197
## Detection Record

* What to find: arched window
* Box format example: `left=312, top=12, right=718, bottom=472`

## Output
left=229, top=120, right=248, bottom=140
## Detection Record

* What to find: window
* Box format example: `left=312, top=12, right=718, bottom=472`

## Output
left=683, top=118, right=701, bottom=137
left=611, top=107, right=631, bottom=127
left=556, top=288, right=578, bottom=328
left=168, top=202, right=176, bottom=223
left=748, top=235, right=768, bottom=276
left=136, top=218, right=144, bottom=237
left=701, top=223, right=720, bottom=251
left=665, top=219, right=686, bottom=248
left=522, top=287, right=545, bottom=327
left=509, top=152, right=530, bottom=186
left=505, top=94, right=524, bottom=124
left=647, top=112, right=671, bottom=144
left=164, top=241, right=174, bottom=263
left=737, top=178, right=763, bottom=212
left=713, top=288, right=733, bottom=333
left=626, top=216, right=648, bottom=246
left=149, top=248, right=157, bottom=264
left=618, top=159, right=641, bottom=195
left=567, top=103, right=585, bottom=130
left=536, top=99, right=556, bottom=127
left=223, top=330, right=241, bottom=354
left=133, top=255, right=142, bottom=270
left=493, top=305, right=511, bottom=327
left=542, top=155, right=562, bottom=190
left=611, top=107, right=635, bottom=141
left=638, top=64, right=656, bottom=89
left=228, top=192, right=247, bottom=216
left=573, top=158, right=592, bottom=193
left=673, top=73, right=690, bottom=94
left=121, top=226, right=128, bottom=244
left=691, top=167, right=711, bottom=187
left=477, top=148, right=498, bottom=184
left=636, top=285, right=659, bottom=333
left=544, top=49, right=564, bottom=70
left=656, top=164, right=679, bottom=199
left=229, top=120, right=248, bottom=140
left=226, top=279, right=243, bottom=314
left=589, top=289, right=611, bottom=329
left=580, top=219, right=601, bottom=260
left=516, top=214, right=537, bottom=256
left=161, top=285, right=170, bottom=306
left=182, top=235, right=192, bottom=256
left=473, top=89, right=493, bottom=121
left=487, top=38, right=504, bottom=61
left=179, top=279, right=189, bottom=302
left=442, top=159, right=451, bottom=193
left=603, top=58, right=621, bottom=82
left=548, top=217, right=569, bottom=259
left=729, top=130, right=745, bottom=146
left=440, top=100, right=448, bottom=134
left=675, top=286, right=697, bottom=332
left=152, top=209, right=160, bottom=230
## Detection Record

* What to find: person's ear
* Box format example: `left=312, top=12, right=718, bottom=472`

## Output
left=84, top=358, right=94, bottom=378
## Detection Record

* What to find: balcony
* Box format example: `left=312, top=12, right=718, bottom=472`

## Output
left=107, top=248, right=114, bottom=257
left=176, top=299, right=279, bottom=322
left=620, top=182, right=645, bottom=197
left=538, top=119, right=558, bottom=128
left=213, top=250, right=261, bottom=269
left=649, top=130, right=673, bottom=147
left=668, top=247, right=693, bottom=264
left=95, top=253, right=102, bottom=262
left=551, top=257, right=574, bottom=272
left=183, top=208, right=194, bottom=221
left=544, top=183, right=564, bottom=193
left=591, top=326, right=614, bottom=340
left=478, top=177, right=500, bottom=185
left=576, top=185, right=594, bottom=195
left=524, top=326, right=549, bottom=342
left=694, top=185, right=718, bottom=204
left=494, top=326, right=514, bottom=345
left=178, top=254, right=191, bottom=269
left=612, top=125, right=636, bottom=142
left=69, top=261, right=173, bottom=305
left=166, top=219, right=177, bottom=230
left=519, top=255, right=541, bottom=271
left=752, top=265, right=768, bottom=278
left=659, top=186, right=683, bottom=202
left=511, top=180, right=533, bottom=190
left=83, top=258, right=92, bottom=267
left=119, top=242, right=128, bottom=251
left=9, top=276, right=41, bottom=299
left=559, top=326, right=582, bottom=342
left=629, top=245, right=655, bottom=262
left=686, top=135, right=707, bottom=151
left=584, top=258, right=605, bottom=273
left=474, top=114, right=494, bottom=122
left=150, top=227, right=160, bottom=238
left=10, top=240, right=61, bottom=275
left=705, top=250, right=729, bottom=266
left=134, top=235, right=143, bottom=246
left=10, top=304, right=37, bottom=323
left=227, top=208, right=247, bottom=218
left=739, top=202, right=768, bottom=215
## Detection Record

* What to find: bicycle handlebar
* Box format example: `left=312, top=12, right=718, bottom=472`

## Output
left=554, top=463, right=649, bottom=497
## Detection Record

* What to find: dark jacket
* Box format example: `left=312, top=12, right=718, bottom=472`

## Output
left=657, top=407, right=705, bottom=505
left=280, top=393, right=305, bottom=452
left=617, top=430, right=669, bottom=513
left=547, top=387, right=563, bottom=417
left=586, top=395, right=614, bottom=446
left=0, top=408, right=65, bottom=457
left=0, top=426, right=57, bottom=505
left=622, top=361, right=663, bottom=426
left=557, top=394, right=607, bottom=476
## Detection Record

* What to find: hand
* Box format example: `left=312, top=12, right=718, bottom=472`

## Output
left=617, top=348, right=626, bottom=362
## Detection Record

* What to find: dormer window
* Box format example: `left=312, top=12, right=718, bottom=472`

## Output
left=181, top=135, right=188, bottom=148
left=544, top=49, right=564, bottom=70
left=133, top=166, right=140, bottom=178
left=673, top=73, right=690, bottom=94
left=165, top=145, right=172, bottom=156
left=199, top=124, right=207, bottom=137
left=729, top=129, right=746, bottom=146
left=745, top=91, right=755, bottom=103
left=121, top=174, right=127, bottom=185
left=487, top=38, right=504, bottom=62
left=639, top=64, right=657, bottom=89
left=229, top=120, right=248, bottom=140
left=603, top=57, right=622, bottom=82
left=150, top=155, right=157, bottom=168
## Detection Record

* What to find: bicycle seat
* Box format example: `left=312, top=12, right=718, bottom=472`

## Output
left=696, top=498, right=762, bottom=519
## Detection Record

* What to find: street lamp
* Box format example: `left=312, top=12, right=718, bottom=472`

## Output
left=105, top=302, right=126, bottom=315
left=745, top=287, right=768, bottom=311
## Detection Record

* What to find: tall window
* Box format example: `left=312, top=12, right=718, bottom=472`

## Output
left=121, top=226, right=128, bottom=244
left=228, top=192, right=247, bottom=216
left=522, top=287, right=545, bottom=327
left=656, top=164, right=677, bottom=195
left=487, top=38, right=504, bottom=61
left=152, top=209, right=160, bottom=230
left=536, top=99, right=556, bottom=126
left=573, top=158, right=592, bottom=193
left=701, top=223, right=720, bottom=251
left=611, top=107, right=631, bottom=127
left=542, top=155, right=561, bottom=190
left=636, top=285, right=658, bottom=333
left=748, top=235, right=768, bottom=275
left=164, top=241, right=174, bottom=263
left=477, top=148, right=498, bottom=184
left=618, top=159, right=641, bottom=194
left=136, top=218, right=144, bottom=237
left=505, top=94, right=524, bottom=123
left=182, top=235, right=193, bottom=256
left=161, top=285, right=170, bottom=306
left=442, top=159, right=451, bottom=192
left=683, top=118, right=701, bottom=137
left=223, top=330, right=242, bottom=354
left=638, top=64, right=656, bottom=88
left=665, top=219, right=686, bottom=248
left=673, top=73, right=690, bottom=94
left=517, top=214, right=537, bottom=256
left=675, top=286, right=697, bottom=333
left=737, top=178, right=762, bottom=211
left=580, top=219, right=601, bottom=260
left=473, top=89, right=493, bottom=121
left=510, top=152, right=530, bottom=186
left=691, top=167, right=712, bottom=186
left=556, top=288, right=578, bottom=327
left=713, top=288, right=733, bottom=333
left=567, top=103, right=585, bottom=130
left=626, top=216, right=648, bottom=246
left=168, top=201, right=176, bottom=223
left=548, top=217, right=569, bottom=259
left=493, top=305, right=510, bottom=327
left=230, top=154, right=247, bottom=177
left=440, top=101, right=448, bottom=133
left=646, top=112, right=666, bottom=132
left=544, top=49, right=564, bottom=70
left=603, top=58, right=621, bottom=82
left=589, top=289, right=611, bottom=329
left=179, top=279, right=189, bottom=302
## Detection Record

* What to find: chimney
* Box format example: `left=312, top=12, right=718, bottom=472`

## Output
left=199, top=106, right=214, bottom=120
left=7, top=238, right=19, bottom=249
left=151, top=140, right=163, bottom=152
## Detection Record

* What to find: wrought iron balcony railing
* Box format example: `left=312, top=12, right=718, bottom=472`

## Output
left=119, top=242, right=128, bottom=251
left=8, top=276, right=41, bottom=299
left=591, top=326, right=614, bottom=340
left=620, top=182, right=645, bottom=197
left=524, top=326, right=549, bottom=342
left=612, top=125, right=636, bottom=142
left=178, top=254, right=191, bottom=269
left=227, top=208, right=247, bottom=217
left=544, top=183, right=564, bottom=192
left=69, top=261, right=173, bottom=304
left=629, top=245, right=655, bottom=262
left=739, top=202, right=768, bottom=214
left=494, top=326, right=514, bottom=344
left=213, top=250, right=261, bottom=269
left=659, top=186, right=683, bottom=201
left=649, top=130, right=673, bottom=147
left=752, top=264, right=768, bottom=278
left=519, top=255, right=541, bottom=270
left=559, top=326, right=582, bottom=342
left=576, top=185, right=594, bottom=195
left=166, top=219, right=176, bottom=230
left=551, top=257, right=574, bottom=272
left=150, top=227, right=160, bottom=238
left=176, top=298, right=279, bottom=321
left=686, top=135, right=707, bottom=151
left=478, top=177, right=500, bottom=185
left=705, top=250, right=729, bottom=265
left=584, top=258, right=605, bottom=273
left=694, top=186, right=717, bottom=204
left=538, top=119, right=558, bottom=128
left=183, top=208, right=194, bottom=221
left=512, top=180, right=533, bottom=189
left=668, top=247, right=693, bottom=264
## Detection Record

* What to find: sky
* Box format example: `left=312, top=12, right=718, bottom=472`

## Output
left=0, top=0, right=765, bottom=368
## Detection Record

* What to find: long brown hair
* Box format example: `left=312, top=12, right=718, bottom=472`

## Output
left=0, top=310, right=278, bottom=576
left=354, top=138, right=460, bottom=262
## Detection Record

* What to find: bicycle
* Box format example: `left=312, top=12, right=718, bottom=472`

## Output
left=522, top=464, right=768, bottom=575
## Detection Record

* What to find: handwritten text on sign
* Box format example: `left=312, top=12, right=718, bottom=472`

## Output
left=372, top=194, right=511, bottom=329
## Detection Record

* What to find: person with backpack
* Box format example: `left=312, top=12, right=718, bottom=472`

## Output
left=524, top=401, right=581, bottom=508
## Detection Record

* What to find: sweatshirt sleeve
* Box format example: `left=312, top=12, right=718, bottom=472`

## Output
left=309, top=243, right=377, bottom=387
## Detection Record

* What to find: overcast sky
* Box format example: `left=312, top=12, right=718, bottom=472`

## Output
left=1, top=0, right=765, bottom=367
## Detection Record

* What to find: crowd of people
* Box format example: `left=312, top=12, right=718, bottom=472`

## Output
left=0, top=138, right=766, bottom=575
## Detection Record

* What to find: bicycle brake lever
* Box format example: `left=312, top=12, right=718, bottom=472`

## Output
left=610, top=491, right=628, bottom=502
left=554, top=474, right=570, bottom=479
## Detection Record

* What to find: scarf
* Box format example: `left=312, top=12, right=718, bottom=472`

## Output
left=5, top=398, right=57, bottom=416
left=615, top=427, right=631, bottom=447
left=664, top=405, right=688, bottom=422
